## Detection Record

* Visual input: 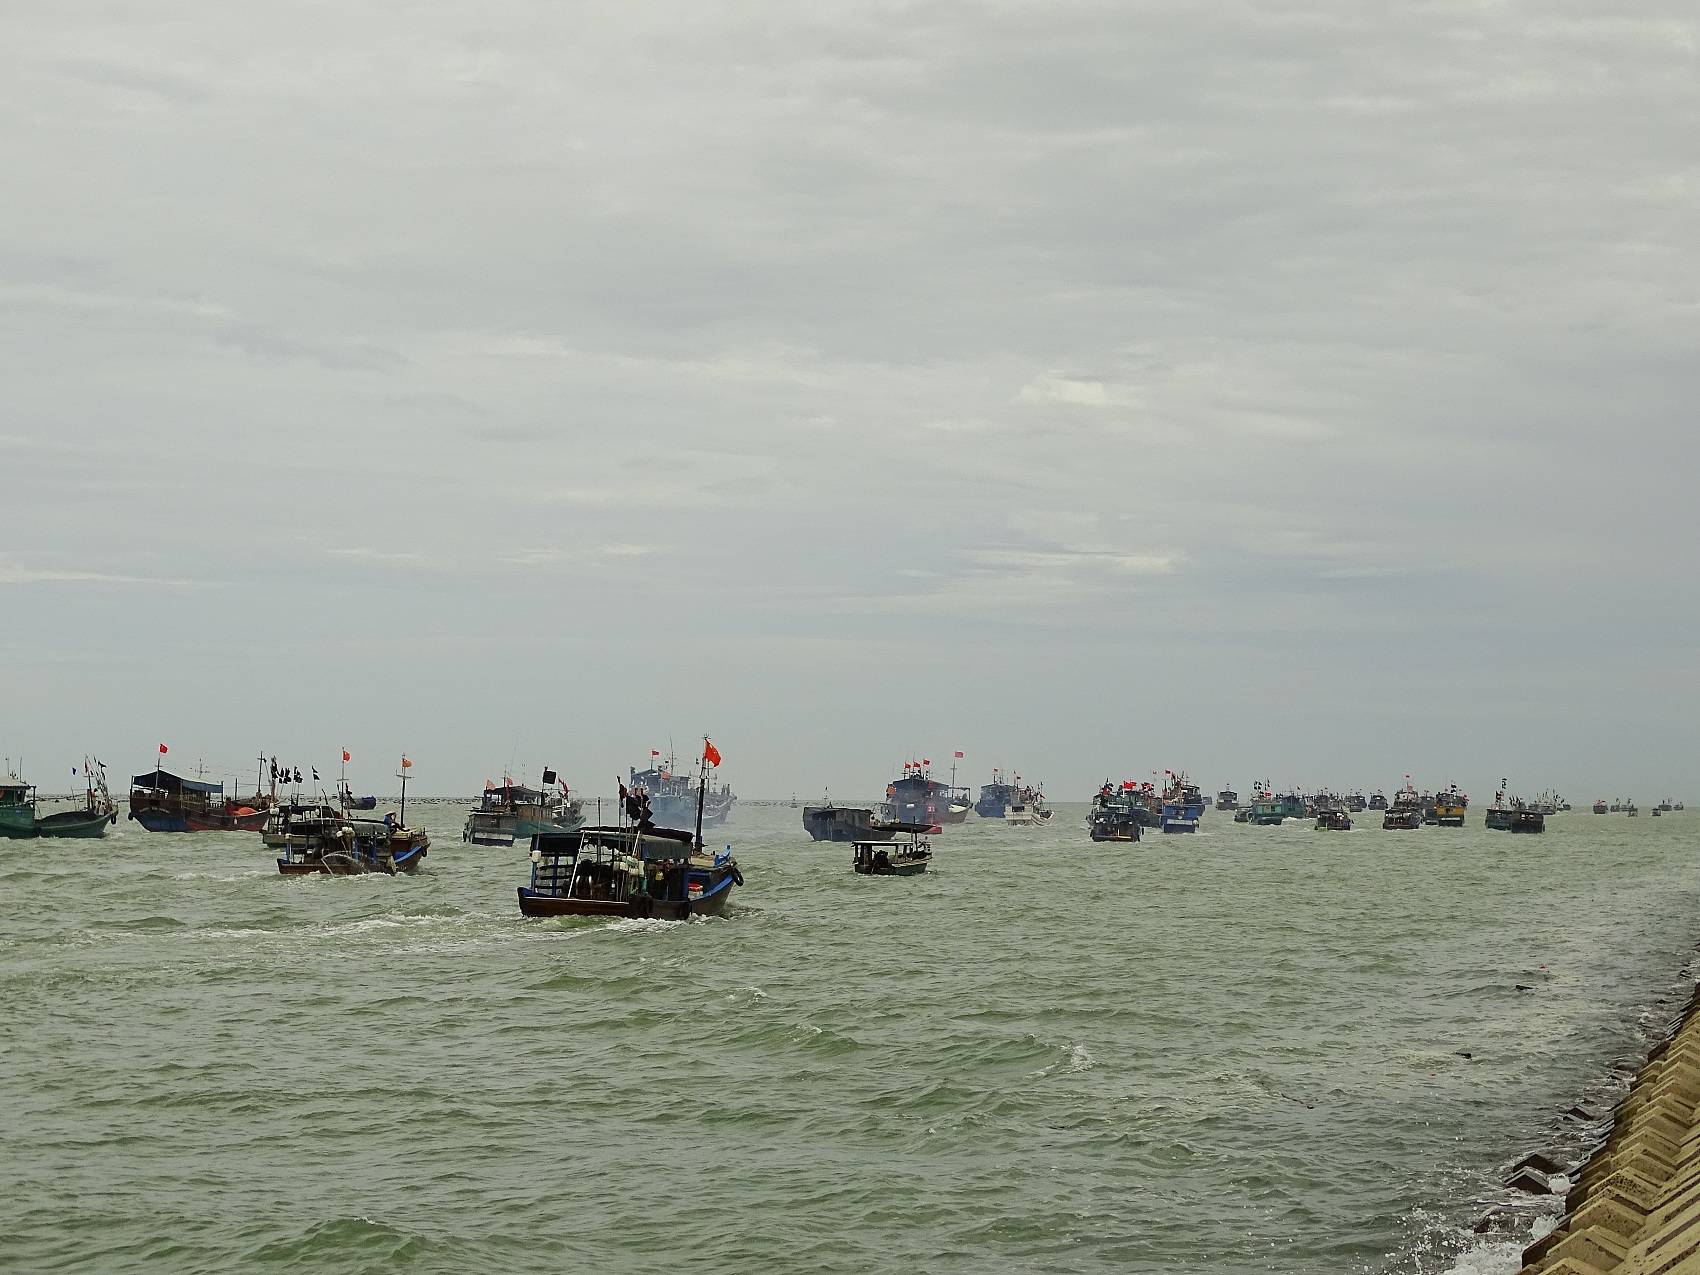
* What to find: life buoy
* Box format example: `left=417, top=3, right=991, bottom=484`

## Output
left=728, top=865, right=744, bottom=888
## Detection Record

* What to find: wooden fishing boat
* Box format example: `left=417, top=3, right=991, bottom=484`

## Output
left=2, top=759, right=118, bottom=838
left=853, top=823, right=934, bottom=875
left=464, top=769, right=585, bottom=846
left=1510, top=810, right=1545, bottom=833
left=275, top=814, right=430, bottom=875
left=277, top=755, right=429, bottom=875
left=520, top=739, right=740, bottom=918
left=129, top=764, right=268, bottom=833
left=1315, top=809, right=1352, bottom=831
left=0, top=774, right=38, bottom=839
left=1431, top=784, right=1468, bottom=827
left=803, top=799, right=899, bottom=843
left=1089, top=783, right=1144, bottom=842
left=1383, top=783, right=1424, bottom=830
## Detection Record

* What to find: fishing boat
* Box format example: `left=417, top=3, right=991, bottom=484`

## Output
left=519, top=742, right=741, bottom=918
left=1368, top=790, right=1389, bottom=811
left=33, top=759, right=119, bottom=837
left=974, top=770, right=1016, bottom=819
left=1214, top=787, right=1239, bottom=811
left=803, top=799, right=900, bottom=843
left=1005, top=782, right=1049, bottom=826
left=1088, top=782, right=1145, bottom=842
left=1431, top=784, right=1468, bottom=827
left=1315, top=808, right=1352, bottom=831
left=1592, top=798, right=1608, bottom=814
left=1626, top=802, right=1639, bottom=817
left=1158, top=770, right=1205, bottom=833
left=887, top=761, right=970, bottom=826
left=1656, top=797, right=1674, bottom=813
left=630, top=750, right=735, bottom=831
left=1232, top=806, right=1252, bottom=823
left=275, top=757, right=429, bottom=874
left=853, top=823, right=934, bottom=876
left=464, top=769, right=585, bottom=846
left=274, top=813, right=430, bottom=875
left=1383, top=784, right=1423, bottom=830
left=1247, top=786, right=1285, bottom=825
left=128, top=762, right=269, bottom=833
left=1343, top=791, right=1368, bottom=813
left=0, top=773, right=37, bottom=838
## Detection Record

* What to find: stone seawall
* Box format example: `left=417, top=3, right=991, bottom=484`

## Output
left=1520, top=983, right=1700, bottom=1274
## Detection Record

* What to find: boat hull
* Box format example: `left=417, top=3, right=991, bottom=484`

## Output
left=852, top=856, right=929, bottom=876
left=517, top=874, right=735, bottom=919
left=35, top=810, right=116, bottom=838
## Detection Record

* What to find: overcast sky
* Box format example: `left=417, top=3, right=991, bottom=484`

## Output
left=2, top=2, right=1694, bottom=802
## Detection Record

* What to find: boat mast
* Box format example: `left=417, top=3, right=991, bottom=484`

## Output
left=398, top=756, right=409, bottom=825
left=694, top=738, right=708, bottom=853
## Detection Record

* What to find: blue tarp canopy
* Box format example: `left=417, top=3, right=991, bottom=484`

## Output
left=130, top=769, right=222, bottom=795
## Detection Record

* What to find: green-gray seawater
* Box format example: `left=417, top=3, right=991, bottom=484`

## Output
left=3, top=805, right=1696, bottom=1273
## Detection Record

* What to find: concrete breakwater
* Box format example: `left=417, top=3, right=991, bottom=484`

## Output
left=1519, top=982, right=1700, bottom=1274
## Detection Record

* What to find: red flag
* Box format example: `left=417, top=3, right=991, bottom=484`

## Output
left=401, top=756, right=413, bottom=770
left=703, top=739, right=722, bottom=768
left=342, top=749, right=351, bottom=763
left=923, top=758, right=931, bottom=766
left=651, top=749, right=661, bottom=757
left=954, top=751, right=964, bottom=759
left=159, top=743, right=169, bottom=755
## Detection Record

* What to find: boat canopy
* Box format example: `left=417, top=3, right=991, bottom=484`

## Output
left=130, top=769, right=223, bottom=795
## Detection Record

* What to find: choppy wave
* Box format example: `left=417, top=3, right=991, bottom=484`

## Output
left=2, top=805, right=1697, bottom=1272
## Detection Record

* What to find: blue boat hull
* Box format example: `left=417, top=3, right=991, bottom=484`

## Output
left=132, top=809, right=189, bottom=833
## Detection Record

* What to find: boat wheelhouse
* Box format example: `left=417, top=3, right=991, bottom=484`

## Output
left=852, top=823, right=934, bottom=876
left=1005, top=783, right=1049, bottom=826
left=1368, top=790, right=1389, bottom=811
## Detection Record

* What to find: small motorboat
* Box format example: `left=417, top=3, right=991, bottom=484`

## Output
left=852, top=823, right=935, bottom=876
left=1315, top=809, right=1352, bottom=831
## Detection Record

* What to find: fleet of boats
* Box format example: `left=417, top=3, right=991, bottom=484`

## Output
left=5, top=734, right=1685, bottom=914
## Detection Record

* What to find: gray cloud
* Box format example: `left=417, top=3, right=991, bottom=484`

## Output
left=0, top=1, right=1693, bottom=799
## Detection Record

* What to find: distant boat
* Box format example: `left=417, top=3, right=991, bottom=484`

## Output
left=1383, top=784, right=1423, bottom=830
left=1368, top=790, right=1389, bottom=811
left=631, top=750, right=734, bottom=831
left=1088, top=782, right=1144, bottom=842
left=464, top=770, right=585, bottom=846
left=975, top=769, right=1016, bottom=819
left=1592, top=799, right=1608, bottom=814
left=1160, top=770, right=1205, bottom=833
left=1214, top=787, right=1239, bottom=811
left=272, top=808, right=429, bottom=875
left=1316, top=809, right=1352, bottom=831
left=853, top=823, right=934, bottom=876
left=1344, top=791, right=1368, bottom=813
left=803, top=799, right=900, bottom=843
left=888, top=761, right=969, bottom=826
left=128, top=762, right=268, bottom=833
left=2, top=761, right=118, bottom=838
left=1431, top=784, right=1468, bottom=828
left=1005, top=783, right=1049, bottom=826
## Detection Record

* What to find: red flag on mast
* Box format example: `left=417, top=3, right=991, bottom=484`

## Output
left=703, top=739, right=722, bottom=767
left=342, top=749, right=351, bottom=763
left=159, top=743, right=169, bottom=755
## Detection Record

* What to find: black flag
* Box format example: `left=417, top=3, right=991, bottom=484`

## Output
left=541, top=768, right=557, bottom=786
left=293, top=767, right=303, bottom=784
left=312, top=767, right=320, bottom=782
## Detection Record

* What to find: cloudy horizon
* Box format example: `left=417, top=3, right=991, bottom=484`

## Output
left=2, top=2, right=1695, bottom=803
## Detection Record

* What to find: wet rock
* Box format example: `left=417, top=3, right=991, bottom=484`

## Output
left=1505, top=1165, right=1553, bottom=1194
left=1511, top=1151, right=1565, bottom=1176
left=1563, top=1105, right=1597, bottom=1122
left=1473, top=1207, right=1519, bottom=1234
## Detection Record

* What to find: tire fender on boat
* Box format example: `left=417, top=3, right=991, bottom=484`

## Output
left=728, top=865, right=744, bottom=888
